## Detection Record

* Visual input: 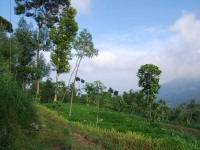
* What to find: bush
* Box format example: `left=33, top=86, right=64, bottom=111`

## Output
left=0, top=54, right=36, bottom=149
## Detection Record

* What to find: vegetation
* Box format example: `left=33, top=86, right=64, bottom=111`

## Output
left=137, top=64, right=162, bottom=122
left=0, top=54, right=36, bottom=149
left=49, top=6, right=78, bottom=102
left=68, top=29, right=99, bottom=116
left=0, top=1, right=200, bottom=149
left=43, top=103, right=200, bottom=150
left=14, top=0, right=70, bottom=97
left=0, top=16, right=13, bottom=33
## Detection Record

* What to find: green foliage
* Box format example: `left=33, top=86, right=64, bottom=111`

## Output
left=50, top=7, right=78, bottom=103
left=0, top=54, right=36, bottom=149
left=73, top=29, right=99, bottom=58
left=137, top=64, right=162, bottom=101
left=50, top=7, right=78, bottom=53
left=14, top=0, right=70, bottom=28
left=14, top=0, right=64, bottom=97
left=52, top=100, right=63, bottom=106
left=40, top=78, right=55, bottom=103
left=83, top=80, right=108, bottom=106
left=137, top=64, right=162, bottom=121
left=13, top=17, right=37, bottom=89
left=0, top=25, right=21, bottom=62
left=0, top=16, right=13, bottom=33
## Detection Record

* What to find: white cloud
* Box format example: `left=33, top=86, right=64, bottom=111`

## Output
left=71, top=0, right=92, bottom=14
left=169, top=10, right=200, bottom=50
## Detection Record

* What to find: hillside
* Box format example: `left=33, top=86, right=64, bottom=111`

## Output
left=42, top=103, right=200, bottom=150
left=156, top=78, right=200, bottom=107
left=4, top=103, right=200, bottom=149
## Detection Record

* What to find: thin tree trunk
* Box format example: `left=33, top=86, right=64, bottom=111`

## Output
left=96, top=94, right=100, bottom=127
left=36, top=29, right=40, bottom=97
left=69, top=57, right=82, bottom=116
left=22, top=77, right=25, bottom=91
left=62, top=57, right=80, bottom=102
left=15, top=70, right=17, bottom=83
left=149, top=103, right=152, bottom=122
left=36, top=78, right=40, bottom=95
left=161, top=106, right=163, bottom=122
left=189, top=112, right=192, bottom=124
left=54, top=72, right=60, bottom=102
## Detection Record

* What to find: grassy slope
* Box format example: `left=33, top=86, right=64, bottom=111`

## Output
left=12, top=103, right=200, bottom=149
left=42, top=103, right=200, bottom=150
left=13, top=104, right=102, bottom=150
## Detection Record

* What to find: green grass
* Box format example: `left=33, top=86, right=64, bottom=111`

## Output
left=3, top=102, right=199, bottom=149
left=42, top=103, right=200, bottom=150
left=44, top=103, right=198, bottom=139
left=11, top=108, right=73, bottom=150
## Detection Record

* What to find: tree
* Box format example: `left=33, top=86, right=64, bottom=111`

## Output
left=75, top=76, right=84, bottom=96
left=83, top=80, right=107, bottom=126
left=114, top=90, right=119, bottom=97
left=158, top=99, right=166, bottom=122
left=49, top=7, right=78, bottom=102
left=137, top=64, right=162, bottom=122
left=174, top=103, right=187, bottom=124
left=67, top=29, right=98, bottom=116
left=152, top=102, right=161, bottom=122
left=122, top=90, right=145, bottom=115
left=14, top=17, right=37, bottom=90
left=108, top=87, right=114, bottom=95
left=0, top=16, right=13, bottom=33
left=40, top=78, right=55, bottom=103
left=0, top=26, right=20, bottom=62
left=14, top=0, right=70, bottom=97
left=186, top=100, right=199, bottom=124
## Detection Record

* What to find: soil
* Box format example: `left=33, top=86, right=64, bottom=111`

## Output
left=71, top=130, right=105, bottom=150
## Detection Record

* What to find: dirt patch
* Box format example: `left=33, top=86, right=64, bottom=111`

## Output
left=165, top=124, right=200, bottom=140
left=71, top=130, right=105, bottom=149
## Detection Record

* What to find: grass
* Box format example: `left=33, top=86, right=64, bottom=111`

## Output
left=4, top=103, right=101, bottom=150
left=5, top=103, right=199, bottom=149
left=42, top=103, right=200, bottom=150
left=10, top=109, right=73, bottom=150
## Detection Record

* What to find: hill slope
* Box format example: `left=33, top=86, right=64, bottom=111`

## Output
left=9, top=104, right=200, bottom=150
left=157, top=78, right=200, bottom=107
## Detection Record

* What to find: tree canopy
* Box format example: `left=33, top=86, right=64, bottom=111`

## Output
left=0, top=16, right=13, bottom=33
left=137, top=64, right=162, bottom=121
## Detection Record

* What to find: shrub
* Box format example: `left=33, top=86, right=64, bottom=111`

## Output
left=0, top=54, right=36, bottom=149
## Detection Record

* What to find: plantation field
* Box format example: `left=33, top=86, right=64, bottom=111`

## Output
left=43, top=103, right=200, bottom=150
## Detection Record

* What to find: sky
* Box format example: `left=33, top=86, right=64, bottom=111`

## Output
left=0, top=0, right=200, bottom=93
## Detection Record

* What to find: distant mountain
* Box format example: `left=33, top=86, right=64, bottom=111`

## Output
left=156, top=78, right=200, bottom=108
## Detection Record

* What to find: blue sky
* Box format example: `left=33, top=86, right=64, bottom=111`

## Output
left=1, top=0, right=200, bottom=93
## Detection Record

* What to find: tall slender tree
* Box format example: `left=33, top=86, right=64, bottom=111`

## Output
left=67, top=29, right=98, bottom=116
left=49, top=7, right=78, bottom=102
